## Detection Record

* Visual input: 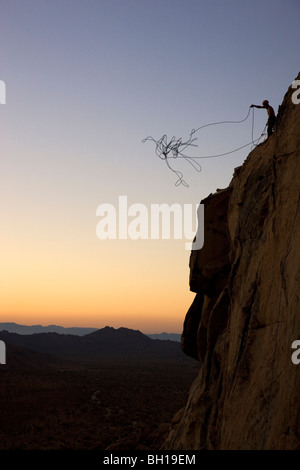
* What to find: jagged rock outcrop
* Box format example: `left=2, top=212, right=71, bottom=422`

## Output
left=164, top=73, right=300, bottom=450
left=182, top=187, right=232, bottom=362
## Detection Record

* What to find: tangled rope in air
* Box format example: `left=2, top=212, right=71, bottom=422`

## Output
left=142, top=107, right=266, bottom=187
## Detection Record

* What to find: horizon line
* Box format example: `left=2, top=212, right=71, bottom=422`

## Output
left=0, top=321, right=182, bottom=335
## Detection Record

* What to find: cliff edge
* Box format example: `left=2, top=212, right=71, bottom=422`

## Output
left=164, top=73, right=300, bottom=450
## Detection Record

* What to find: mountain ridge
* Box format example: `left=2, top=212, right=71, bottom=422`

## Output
left=0, top=325, right=189, bottom=367
left=0, top=322, right=181, bottom=341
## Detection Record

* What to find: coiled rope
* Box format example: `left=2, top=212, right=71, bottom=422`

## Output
left=143, top=107, right=266, bottom=187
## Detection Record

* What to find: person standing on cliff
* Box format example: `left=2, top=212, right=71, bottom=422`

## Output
left=250, top=100, right=276, bottom=138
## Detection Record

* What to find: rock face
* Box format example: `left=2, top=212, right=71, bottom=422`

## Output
left=164, top=73, right=300, bottom=450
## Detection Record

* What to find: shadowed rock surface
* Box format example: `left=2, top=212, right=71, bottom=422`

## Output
left=164, top=72, right=300, bottom=450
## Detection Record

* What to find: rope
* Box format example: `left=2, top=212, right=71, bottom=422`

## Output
left=190, top=106, right=252, bottom=135
left=143, top=107, right=267, bottom=186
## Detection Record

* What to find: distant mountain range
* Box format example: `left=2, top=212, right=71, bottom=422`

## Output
left=147, top=332, right=181, bottom=342
left=0, top=326, right=187, bottom=368
left=0, top=322, right=98, bottom=336
left=0, top=322, right=181, bottom=342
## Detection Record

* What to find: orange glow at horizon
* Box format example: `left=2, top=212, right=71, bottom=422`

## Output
left=1, top=232, right=194, bottom=333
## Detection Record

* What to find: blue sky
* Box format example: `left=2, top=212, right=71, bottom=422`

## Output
left=1, top=0, right=299, bottom=332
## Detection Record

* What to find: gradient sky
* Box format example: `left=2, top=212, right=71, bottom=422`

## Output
left=1, top=0, right=299, bottom=333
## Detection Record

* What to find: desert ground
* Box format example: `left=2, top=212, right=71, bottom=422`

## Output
left=0, top=362, right=198, bottom=450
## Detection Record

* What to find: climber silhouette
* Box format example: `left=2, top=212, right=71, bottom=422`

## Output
left=250, top=100, right=276, bottom=138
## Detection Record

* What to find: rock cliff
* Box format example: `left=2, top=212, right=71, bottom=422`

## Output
left=164, top=73, right=300, bottom=450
